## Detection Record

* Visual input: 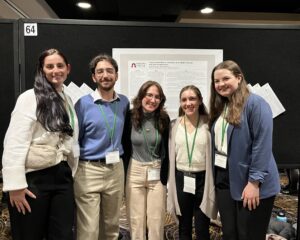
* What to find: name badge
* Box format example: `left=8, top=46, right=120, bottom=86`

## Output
left=72, top=143, right=80, bottom=158
left=183, top=175, right=196, bottom=195
left=105, top=150, right=120, bottom=164
left=215, top=153, right=227, bottom=169
left=147, top=168, right=160, bottom=181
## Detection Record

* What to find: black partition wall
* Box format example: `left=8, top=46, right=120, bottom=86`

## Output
left=0, top=20, right=19, bottom=161
left=18, top=19, right=300, bottom=169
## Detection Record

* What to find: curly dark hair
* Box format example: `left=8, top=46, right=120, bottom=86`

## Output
left=131, top=80, right=169, bottom=134
left=89, top=54, right=118, bottom=74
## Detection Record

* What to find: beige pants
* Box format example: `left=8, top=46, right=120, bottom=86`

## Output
left=74, top=160, right=124, bottom=240
left=126, top=159, right=166, bottom=240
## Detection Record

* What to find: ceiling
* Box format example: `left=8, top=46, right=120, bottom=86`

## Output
left=45, top=0, right=300, bottom=22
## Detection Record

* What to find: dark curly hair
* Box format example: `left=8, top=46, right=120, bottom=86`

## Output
left=131, top=80, right=169, bottom=134
left=89, top=54, right=118, bottom=74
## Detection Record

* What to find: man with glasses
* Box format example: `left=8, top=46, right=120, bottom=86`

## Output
left=74, top=54, right=130, bottom=240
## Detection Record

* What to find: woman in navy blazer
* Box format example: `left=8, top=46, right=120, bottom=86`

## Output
left=209, top=60, right=280, bottom=240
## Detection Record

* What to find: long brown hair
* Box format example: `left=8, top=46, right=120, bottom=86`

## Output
left=178, top=85, right=208, bottom=122
left=209, top=60, right=250, bottom=128
left=131, top=80, right=169, bottom=133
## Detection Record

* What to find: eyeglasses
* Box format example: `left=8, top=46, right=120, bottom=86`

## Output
left=95, top=68, right=116, bottom=76
left=145, top=93, right=161, bottom=101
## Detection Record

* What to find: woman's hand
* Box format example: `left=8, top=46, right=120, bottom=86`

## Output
left=241, top=181, right=260, bottom=211
left=9, top=189, right=36, bottom=215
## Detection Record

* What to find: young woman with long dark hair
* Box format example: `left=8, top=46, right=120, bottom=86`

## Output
left=167, top=85, right=217, bottom=240
left=2, top=48, right=79, bottom=240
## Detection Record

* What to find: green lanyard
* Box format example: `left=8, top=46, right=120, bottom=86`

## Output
left=221, top=105, right=228, bottom=148
left=98, top=101, right=118, bottom=148
left=184, top=115, right=199, bottom=167
left=68, top=105, right=75, bottom=130
left=142, top=123, right=158, bottom=160
left=63, top=92, right=74, bottom=129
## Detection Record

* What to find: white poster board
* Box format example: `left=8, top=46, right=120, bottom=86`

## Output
left=113, top=48, right=223, bottom=119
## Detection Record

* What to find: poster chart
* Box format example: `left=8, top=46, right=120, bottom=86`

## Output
left=113, top=48, right=223, bottom=119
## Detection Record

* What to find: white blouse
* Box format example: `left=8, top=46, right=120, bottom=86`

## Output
left=214, top=114, right=228, bottom=155
left=2, top=89, right=79, bottom=191
left=175, top=121, right=209, bottom=172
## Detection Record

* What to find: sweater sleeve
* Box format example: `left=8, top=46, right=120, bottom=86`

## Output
left=2, top=90, right=37, bottom=191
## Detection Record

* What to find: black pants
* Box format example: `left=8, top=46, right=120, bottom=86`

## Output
left=216, top=188, right=275, bottom=240
left=175, top=170, right=210, bottom=240
left=8, top=161, right=75, bottom=240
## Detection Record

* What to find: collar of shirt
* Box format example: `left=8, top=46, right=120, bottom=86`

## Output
left=91, top=88, right=120, bottom=103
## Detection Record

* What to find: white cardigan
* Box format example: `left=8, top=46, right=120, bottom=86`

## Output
left=2, top=89, right=79, bottom=191
left=167, top=117, right=217, bottom=221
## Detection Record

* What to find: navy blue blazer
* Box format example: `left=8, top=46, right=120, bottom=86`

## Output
left=211, top=93, right=280, bottom=200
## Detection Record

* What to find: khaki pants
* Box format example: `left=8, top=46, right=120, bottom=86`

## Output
left=74, top=160, right=124, bottom=240
left=126, top=159, right=166, bottom=240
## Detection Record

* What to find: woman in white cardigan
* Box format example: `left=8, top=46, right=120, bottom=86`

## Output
left=2, top=48, right=79, bottom=240
left=167, top=85, right=217, bottom=240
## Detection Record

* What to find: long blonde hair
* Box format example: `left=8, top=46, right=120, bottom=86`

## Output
left=209, top=60, right=250, bottom=128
